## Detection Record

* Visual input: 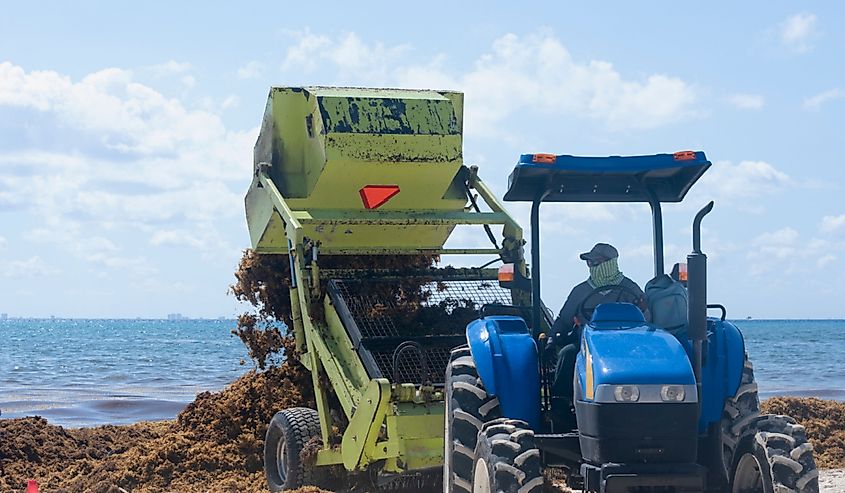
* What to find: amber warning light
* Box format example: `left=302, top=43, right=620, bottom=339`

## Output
left=532, top=153, right=556, bottom=164
left=360, top=185, right=400, bottom=209
left=671, top=262, right=688, bottom=283
left=673, top=151, right=696, bottom=161
left=498, top=263, right=515, bottom=283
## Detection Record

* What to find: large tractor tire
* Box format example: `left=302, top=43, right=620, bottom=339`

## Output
left=731, top=415, right=819, bottom=493
left=444, top=346, right=502, bottom=493
left=472, top=418, right=544, bottom=493
left=713, top=355, right=761, bottom=489
left=264, top=407, right=321, bottom=492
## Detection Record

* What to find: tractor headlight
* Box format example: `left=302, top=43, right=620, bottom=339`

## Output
left=613, top=385, right=640, bottom=402
left=660, top=385, right=686, bottom=402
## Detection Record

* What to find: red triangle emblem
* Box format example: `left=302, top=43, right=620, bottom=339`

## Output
left=360, top=185, right=400, bottom=209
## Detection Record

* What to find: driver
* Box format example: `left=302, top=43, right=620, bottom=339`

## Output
left=551, top=243, right=648, bottom=407
left=552, top=242, right=647, bottom=332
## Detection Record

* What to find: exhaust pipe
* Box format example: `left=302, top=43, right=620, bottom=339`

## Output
left=688, top=201, right=714, bottom=400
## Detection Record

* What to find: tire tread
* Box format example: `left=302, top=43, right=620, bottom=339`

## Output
left=755, top=414, right=820, bottom=493
left=444, top=345, right=501, bottom=493
left=474, top=418, right=544, bottom=493
left=264, top=407, right=321, bottom=491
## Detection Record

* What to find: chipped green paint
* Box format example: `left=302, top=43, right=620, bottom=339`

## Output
left=318, top=96, right=459, bottom=135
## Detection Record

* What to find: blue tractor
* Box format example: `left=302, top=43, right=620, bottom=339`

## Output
left=444, top=152, right=819, bottom=493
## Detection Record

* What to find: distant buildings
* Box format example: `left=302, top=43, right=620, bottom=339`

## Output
left=1, top=313, right=7, bottom=320
left=167, top=313, right=185, bottom=320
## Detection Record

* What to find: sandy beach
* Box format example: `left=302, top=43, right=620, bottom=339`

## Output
left=2, top=366, right=845, bottom=492
left=819, top=469, right=845, bottom=491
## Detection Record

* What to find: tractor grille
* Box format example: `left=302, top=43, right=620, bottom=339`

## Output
left=328, top=278, right=512, bottom=385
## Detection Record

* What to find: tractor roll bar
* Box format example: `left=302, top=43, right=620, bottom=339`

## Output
left=649, top=199, right=665, bottom=277
left=531, top=192, right=550, bottom=336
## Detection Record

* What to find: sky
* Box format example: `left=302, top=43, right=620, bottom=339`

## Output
left=1, top=2, right=844, bottom=318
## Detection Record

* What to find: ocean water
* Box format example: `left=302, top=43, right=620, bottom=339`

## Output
left=737, top=319, right=845, bottom=400
left=0, top=318, right=249, bottom=427
left=0, top=318, right=843, bottom=427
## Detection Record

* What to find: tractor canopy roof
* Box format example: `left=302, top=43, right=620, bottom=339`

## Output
left=503, top=151, right=711, bottom=203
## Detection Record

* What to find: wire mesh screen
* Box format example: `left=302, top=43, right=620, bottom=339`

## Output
left=328, top=278, right=513, bottom=384
left=367, top=341, right=456, bottom=386
left=331, top=279, right=512, bottom=339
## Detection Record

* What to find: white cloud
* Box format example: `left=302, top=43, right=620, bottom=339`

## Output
left=221, top=94, right=239, bottom=110
left=821, top=214, right=845, bottom=233
left=87, top=253, right=156, bottom=274
left=747, top=227, right=841, bottom=275
left=151, top=229, right=205, bottom=248
left=2, top=256, right=53, bottom=278
left=23, top=225, right=156, bottom=276
left=695, top=160, right=791, bottom=209
left=237, top=61, right=264, bottom=79
left=283, top=30, right=411, bottom=82
left=818, top=254, right=837, bottom=268
left=0, top=62, right=255, bottom=264
left=779, top=13, right=819, bottom=53
left=803, top=88, right=844, bottom=110
left=280, top=31, right=698, bottom=134
left=180, top=75, right=196, bottom=89
left=149, top=60, right=192, bottom=77
left=0, top=62, right=248, bottom=156
left=282, top=30, right=332, bottom=72
left=0, top=235, right=6, bottom=248
left=755, top=227, right=799, bottom=248
left=729, top=93, right=765, bottom=110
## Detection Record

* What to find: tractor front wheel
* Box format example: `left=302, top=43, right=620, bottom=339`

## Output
left=712, top=354, right=760, bottom=490
left=264, top=407, right=321, bottom=492
left=730, top=414, right=819, bottom=493
left=444, top=346, right=502, bottom=493
left=472, top=418, right=544, bottom=493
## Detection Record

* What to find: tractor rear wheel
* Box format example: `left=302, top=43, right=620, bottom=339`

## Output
left=472, top=418, right=544, bottom=493
left=444, top=346, right=501, bottom=493
left=730, top=414, right=819, bottom=493
left=714, top=354, right=761, bottom=489
left=264, top=407, right=321, bottom=492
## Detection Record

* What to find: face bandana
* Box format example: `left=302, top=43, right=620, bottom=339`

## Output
left=588, top=258, right=624, bottom=288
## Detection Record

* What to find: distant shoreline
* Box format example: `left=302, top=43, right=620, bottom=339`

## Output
left=2, top=317, right=844, bottom=321
left=0, top=317, right=238, bottom=321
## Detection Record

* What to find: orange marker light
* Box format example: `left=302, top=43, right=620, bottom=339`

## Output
left=359, top=185, right=400, bottom=209
left=498, top=263, right=515, bottom=283
left=532, top=153, right=556, bottom=164
left=678, top=263, right=688, bottom=282
left=673, top=151, right=696, bottom=161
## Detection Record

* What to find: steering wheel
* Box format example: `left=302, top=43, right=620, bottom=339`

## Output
left=577, top=283, right=644, bottom=324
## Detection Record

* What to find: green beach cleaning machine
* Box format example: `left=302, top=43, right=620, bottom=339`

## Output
left=244, top=87, right=530, bottom=490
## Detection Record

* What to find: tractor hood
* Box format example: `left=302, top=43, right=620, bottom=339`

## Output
left=582, top=325, right=696, bottom=387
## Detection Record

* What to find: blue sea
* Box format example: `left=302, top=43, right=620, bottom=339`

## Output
left=0, top=318, right=843, bottom=427
left=0, top=319, right=249, bottom=427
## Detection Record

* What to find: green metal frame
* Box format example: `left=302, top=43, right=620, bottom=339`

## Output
left=248, top=166, right=526, bottom=473
left=244, top=86, right=529, bottom=476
